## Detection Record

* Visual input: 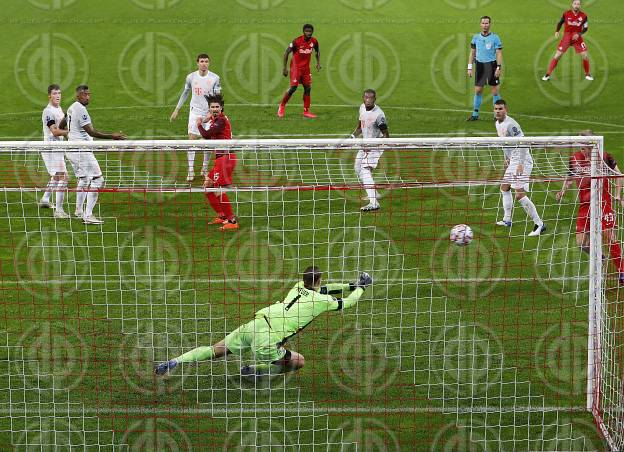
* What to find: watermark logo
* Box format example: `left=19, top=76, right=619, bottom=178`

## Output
left=223, top=33, right=284, bottom=104
left=443, top=0, right=494, bottom=10
left=329, top=418, right=400, bottom=451
left=339, top=0, right=391, bottom=10
left=234, top=0, right=286, bottom=10
left=223, top=418, right=296, bottom=450
left=119, top=32, right=190, bottom=106
left=27, top=0, right=77, bottom=10
left=327, top=32, right=400, bottom=104
left=120, top=418, right=192, bottom=450
left=15, top=33, right=89, bottom=105
left=130, top=0, right=183, bottom=10
left=430, top=420, right=500, bottom=451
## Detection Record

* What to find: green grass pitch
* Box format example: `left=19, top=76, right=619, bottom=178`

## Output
left=1, top=0, right=623, bottom=450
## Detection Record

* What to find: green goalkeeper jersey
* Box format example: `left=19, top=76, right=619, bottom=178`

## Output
left=254, top=281, right=364, bottom=345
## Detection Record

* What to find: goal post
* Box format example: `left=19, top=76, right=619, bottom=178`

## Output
left=0, top=136, right=620, bottom=450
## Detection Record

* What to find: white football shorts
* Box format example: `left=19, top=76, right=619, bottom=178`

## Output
left=355, top=149, right=384, bottom=171
left=41, top=152, right=67, bottom=175
left=65, top=151, right=102, bottom=178
left=188, top=111, right=207, bottom=136
left=503, top=159, right=533, bottom=191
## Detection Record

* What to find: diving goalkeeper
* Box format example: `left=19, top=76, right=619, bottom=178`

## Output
left=155, top=266, right=372, bottom=376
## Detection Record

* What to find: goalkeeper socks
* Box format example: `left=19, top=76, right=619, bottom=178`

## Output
left=609, top=242, right=623, bottom=272
left=501, top=190, right=513, bottom=222
left=472, top=93, right=482, bottom=117
left=220, top=193, right=235, bottom=220
left=175, top=346, right=215, bottom=363
left=206, top=192, right=224, bottom=217
left=75, top=178, right=88, bottom=214
left=303, top=94, right=311, bottom=111
left=547, top=58, right=558, bottom=76
left=55, top=180, right=67, bottom=210
left=281, top=92, right=292, bottom=106
left=518, top=196, right=542, bottom=225
left=358, top=167, right=378, bottom=205
left=583, top=58, right=591, bottom=75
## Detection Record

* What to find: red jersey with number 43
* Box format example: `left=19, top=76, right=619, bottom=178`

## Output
left=561, top=10, right=588, bottom=35
left=570, top=151, right=616, bottom=204
left=290, top=36, right=319, bottom=69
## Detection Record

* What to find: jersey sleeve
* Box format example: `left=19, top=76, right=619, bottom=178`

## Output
left=176, top=74, right=192, bottom=109
left=313, top=38, right=319, bottom=51
left=470, top=34, right=477, bottom=49
left=289, top=39, right=298, bottom=51
left=507, top=123, right=522, bottom=137
left=495, top=34, right=503, bottom=49
left=605, top=153, right=617, bottom=170
left=43, top=110, right=55, bottom=128
left=77, top=107, right=91, bottom=128
left=581, top=16, right=588, bottom=34
left=556, top=14, right=565, bottom=31
left=213, top=76, right=221, bottom=95
left=376, top=113, right=388, bottom=131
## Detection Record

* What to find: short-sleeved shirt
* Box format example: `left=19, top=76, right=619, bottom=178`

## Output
left=67, top=101, right=93, bottom=142
left=42, top=104, right=65, bottom=142
left=561, top=10, right=588, bottom=35
left=254, top=281, right=341, bottom=344
left=290, top=35, right=319, bottom=69
left=495, top=115, right=533, bottom=164
left=570, top=151, right=616, bottom=204
left=180, top=70, right=221, bottom=114
left=359, top=104, right=387, bottom=139
left=471, top=32, right=503, bottom=63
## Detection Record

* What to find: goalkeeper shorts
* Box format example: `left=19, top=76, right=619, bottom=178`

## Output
left=224, top=318, right=288, bottom=363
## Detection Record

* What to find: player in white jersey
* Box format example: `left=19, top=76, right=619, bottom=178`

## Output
left=40, top=84, right=70, bottom=218
left=350, top=89, right=389, bottom=212
left=170, top=53, right=222, bottom=182
left=494, top=99, right=546, bottom=236
left=65, top=85, right=126, bottom=225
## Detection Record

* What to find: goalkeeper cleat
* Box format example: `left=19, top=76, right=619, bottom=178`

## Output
left=211, top=216, right=227, bottom=225
left=585, top=75, right=594, bottom=81
left=542, top=75, right=550, bottom=81
left=220, top=221, right=239, bottom=231
left=54, top=209, right=70, bottom=219
left=83, top=215, right=104, bottom=225
left=360, top=203, right=380, bottom=212
left=277, top=104, right=285, bottom=118
left=186, top=171, right=195, bottom=182
left=38, top=200, right=54, bottom=209
left=528, top=223, right=547, bottom=237
left=303, top=110, right=317, bottom=119
left=154, top=359, right=177, bottom=376
left=496, top=220, right=512, bottom=227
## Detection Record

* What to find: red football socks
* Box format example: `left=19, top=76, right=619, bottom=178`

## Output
left=547, top=58, right=558, bottom=76
left=220, top=193, right=235, bottom=221
left=303, top=94, right=311, bottom=111
left=206, top=192, right=224, bottom=217
left=583, top=59, right=591, bottom=75
left=281, top=92, right=292, bottom=106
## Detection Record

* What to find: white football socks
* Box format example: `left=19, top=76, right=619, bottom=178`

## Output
left=187, top=151, right=195, bottom=173
left=358, top=167, right=378, bottom=206
left=41, top=179, right=56, bottom=203
left=519, top=196, right=542, bottom=225
left=75, top=178, right=88, bottom=214
left=501, top=190, right=513, bottom=222
left=55, top=179, right=67, bottom=211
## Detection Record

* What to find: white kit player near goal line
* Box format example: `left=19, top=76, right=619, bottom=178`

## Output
left=494, top=99, right=546, bottom=236
left=350, top=89, right=389, bottom=212
left=170, top=53, right=222, bottom=182
left=39, top=84, right=70, bottom=219
left=65, top=85, right=126, bottom=225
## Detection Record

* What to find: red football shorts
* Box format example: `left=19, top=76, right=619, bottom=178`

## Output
left=208, top=154, right=237, bottom=187
left=558, top=34, right=587, bottom=54
left=577, top=202, right=615, bottom=233
left=290, top=65, right=312, bottom=87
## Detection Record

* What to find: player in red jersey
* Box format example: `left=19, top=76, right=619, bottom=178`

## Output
left=556, top=131, right=624, bottom=284
left=277, top=24, right=321, bottom=119
left=542, top=0, right=593, bottom=81
left=196, top=95, right=238, bottom=231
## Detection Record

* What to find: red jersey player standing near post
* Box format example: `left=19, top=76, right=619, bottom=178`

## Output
left=277, top=24, right=321, bottom=119
left=557, top=131, right=624, bottom=284
left=196, top=94, right=238, bottom=231
left=542, top=0, right=593, bottom=81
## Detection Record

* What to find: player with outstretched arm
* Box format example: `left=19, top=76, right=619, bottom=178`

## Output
left=155, top=267, right=372, bottom=376
left=494, top=99, right=546, bottom=236
left=556, top=130, right=624, bottom=284
left=170, top=53, right=222, bottom=181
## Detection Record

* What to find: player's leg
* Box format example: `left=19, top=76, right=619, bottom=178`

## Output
left=490, top=85, right=501, bottom=115
left=515, top=188, right=546, bottom=236
left=278, top=85, right=298, bottom=117
left=468, top=62, right=486, bottom=120
left=186, top=111, right=202, bottom=181
left=83, top=175, right=104, bottom=224
left=211, top=155, right=238, bottom=230
left=580, top=49, right=592, bottom=80
left=155, top=339, right=233, bottom=375
left=39, top=152, right=57, bottom=208
left=53, top=172, right=70, bottom=218
left=75, top=177, right=88, bottom=218
left=302, top=75, right=316, bottom=118
left=496, top=183, right=513, bottom=226
left=544, top=49, right=564, bottom=80
left=356, top=150, right=382, bottom=211
left=201, top=151, right=210, bottom=177
left=576, top=232, right=590, bottom=254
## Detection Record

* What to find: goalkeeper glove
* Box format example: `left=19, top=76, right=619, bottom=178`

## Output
left=355, top=272, right=372, bottom=289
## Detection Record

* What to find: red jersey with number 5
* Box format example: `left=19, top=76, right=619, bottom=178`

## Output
left=570, top=151, right=616, bottom=204
left=561, top=10, right=588, bottom=35
left=290, top=36, right=319, bottom=70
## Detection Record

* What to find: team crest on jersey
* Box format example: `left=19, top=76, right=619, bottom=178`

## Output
left=486, top=43, right=492, bottom=49
left=82, top=115, right=87, bottom=120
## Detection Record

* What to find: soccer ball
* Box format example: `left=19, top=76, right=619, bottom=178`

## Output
left=450, top=224, right=473, bottom=246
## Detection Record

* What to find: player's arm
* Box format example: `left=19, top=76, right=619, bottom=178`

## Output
left=197, top=115, right=225, bottom=140
left=467, top=41, right=476, bottom=77
left=83, top=124, right=126, bottom=140
left=378, top=116, right=389, bottom=138
left=282, top=44, right=294, bottom=77
left=170, top=75, right=191, bottom=121
left=213, top=76, right=222, bottom=95
left=320, top=283, right=355, bottom=295
left=555, top=14, right=565, bottom=38
left=613, top=164, right=623, bottom=202
left=314, top=41, right=321, bottom=72
left=350, top=121, right=362, bottom=138
left=58, top=115, right=67, bottom=129
left=49, top=123, right=68, bottom=138
left=325, top=273, right=372, bottom=311
left=556, top=157, right=577, bottom=201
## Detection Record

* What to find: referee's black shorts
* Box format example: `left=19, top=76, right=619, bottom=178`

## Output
left=475, top=61, right=499, bottom=87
